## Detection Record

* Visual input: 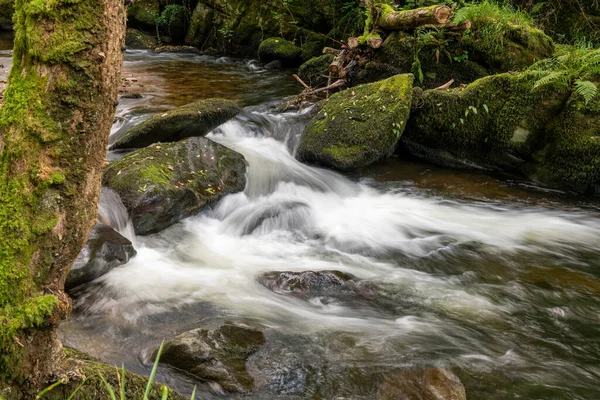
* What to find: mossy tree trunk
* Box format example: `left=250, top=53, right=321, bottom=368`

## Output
left=0, top=0, right=125, bottom=389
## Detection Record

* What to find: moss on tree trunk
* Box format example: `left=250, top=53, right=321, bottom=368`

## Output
left=0, top=0, right=126, bottom=390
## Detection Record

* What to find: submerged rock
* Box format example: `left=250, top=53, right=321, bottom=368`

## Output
left=110, top=99, right=241, bottom=150
left=377, top=368, right=466, bottom=400
left=159, top=324, right=265, bottom=393
left=258, top=37, right=302, bottom=67
left=259, top=270, right=357, bottom=297
left=103, top=137, right=246, bottom=235
left=403, top=72, right=570, bottom=171
left=65, top=224, right=136, bottom=292
left=297, top=73, right=414, bottom=171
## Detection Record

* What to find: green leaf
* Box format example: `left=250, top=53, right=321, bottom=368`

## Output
left=37, top=381, right=63, bottom=398
left=574, top=79, right=598, bottom=105
left=99, top=373, right=117, bottom=400
left=190, top=386, right=197, bottom=400
left=66, top=378, right=88, bottom=400
left=145, top=340, right=165, bottom=400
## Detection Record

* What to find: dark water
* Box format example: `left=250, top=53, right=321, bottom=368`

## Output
left=50, top=50, right=600, bottom=399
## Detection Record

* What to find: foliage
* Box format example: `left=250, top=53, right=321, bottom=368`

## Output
left=529, top=44, right=600, bottom=103
left=453, top=0, right=537, bottom=54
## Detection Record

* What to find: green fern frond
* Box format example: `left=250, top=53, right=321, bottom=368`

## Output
left=533, top=71, right=570, bottom=89
left=574, top=80, right=598, bottom=104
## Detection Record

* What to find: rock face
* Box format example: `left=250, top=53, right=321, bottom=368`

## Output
left=160, top=324, right=265, bottom=393
left=402, top=72, right=570, bottom=171
left=127, top=0, right=158, bottom=29
left=258, top=37, right=302, bottom=67
left=103, top=137, right=247, bottom=235
left=377, top=368, right=467, bottom=400
left=65, top=224, right=136, bottom=292
left=297, top=74, right=414, bottom=171
left=110, top=99, right=241, bottom=150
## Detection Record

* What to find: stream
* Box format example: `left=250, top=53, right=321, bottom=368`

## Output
left=14, top=48, right=600, bottom=399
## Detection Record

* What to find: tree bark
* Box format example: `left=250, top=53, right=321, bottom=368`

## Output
left=0, top=0, right=125, bottom=388
left=375, top=4, right=452, bottom=30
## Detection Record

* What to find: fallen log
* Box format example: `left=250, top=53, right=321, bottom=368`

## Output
left=323, top=47, right=342, bottom=55
left=375, top=4, right=452, bottom=30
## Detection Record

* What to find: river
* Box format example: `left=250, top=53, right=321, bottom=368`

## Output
left=5, top=47, right=599, bottom=399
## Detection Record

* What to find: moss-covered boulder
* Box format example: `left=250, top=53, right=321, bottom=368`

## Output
left=402, top=72, right=570, bottom=171
left=297, top=74, right=414, bottom=171
left=298, top=54, right=335, bottom=88
left=110, top=99, right=241, bottom=150
left=127, top=0, right=159, bottom=28
left=65, top=224, right=136, bottom=292
left=103, top=138, right=246, bottom=235
left=533, top=92, right=600, bottom=195
left=125, top=28, right=158, bottom=49
left=258, top=37, right=302, bottom=67
left=159, top=324, right=265, bottom=393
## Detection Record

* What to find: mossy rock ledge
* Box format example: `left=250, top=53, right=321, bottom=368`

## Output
left=159, top=324, right=266, bottom=393
left=110, top=99, right=241, bottom=150
left=402, top=72, right=571, bottom=172
left=258, top=37, right=302, bottom=67
left=297, top=73, right=414, bottom=171
left=125, top=28, right=158, bottom=50
left=298, top=54, right=335, bottom=88
left=103, top=137, right=247, bottom=235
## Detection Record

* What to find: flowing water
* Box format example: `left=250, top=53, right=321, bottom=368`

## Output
left=49, top=50, right=600, bottom=399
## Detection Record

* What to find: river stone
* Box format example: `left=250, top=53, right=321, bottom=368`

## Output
left=103, top=137, right=246, bottom=235
left=65, top=224, right=136, bottom=292
left=110, top=99, right=242, bottom=150
left=297, top=74, right=414, bottom=171
left=377, top=368, right=466, bottom=400
left=159, top=324, right=265, bottom=393
left=258, top=37, right=302, bottom=67
left=125, top=28, right=158, bottom=49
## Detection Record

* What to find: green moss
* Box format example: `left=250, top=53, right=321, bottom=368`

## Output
left=297, top=73, right=414, bottom=170
left=258, top=37, right=302, bottom=67
left=127, top=0, right=159, bottom=27
left=298, top=54, right=335, bottom=88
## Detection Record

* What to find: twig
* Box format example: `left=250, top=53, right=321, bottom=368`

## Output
left=434, top=79, right=454, bottom=90
left=293, top=74, right=310, bottom=89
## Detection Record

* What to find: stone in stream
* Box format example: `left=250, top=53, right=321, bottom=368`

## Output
left=109, top=99, right=242, bottom=150
left=377, top=368, right=466, bottom=400
left=103, top=137, right=247, bottom=235
left=258, top=270, right=379, bottom=301
left=65, top=224, right=136, bottom=292
left=158, top=324, right=266, bottom=393
left=258, top=37, right=302, bottom=68
left=297, top=74, right=414, bottom=171
left=125, top=28, right=158, bottom=50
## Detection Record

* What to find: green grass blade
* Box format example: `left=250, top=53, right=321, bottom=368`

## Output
left=144, top=340, right=165, bottom=400
left=99, top=373, right=118, bottom=400
left=161, top=385, right=169, bottom=400
left=36, top=380, right=63, bottom=398
left=190, top=386, right=197, bottom=400
left=66, top=378, right=88, bottom=400
left=120, top=363, right=126, bottom=400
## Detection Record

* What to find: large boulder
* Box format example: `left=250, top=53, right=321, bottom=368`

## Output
left=65, top=224, right=136, bottom=292
left=103, top=137, right=247, bottom=235
left=402, top=72, right=571, bottom=171
left=125, top=28, right=158, bottom=50
left=377, top=368, right=466, bottom=400
left=0, top=0, right=13, bottom=31
left=532, top=92, right=600, bottom=196
left=159, top=324, right=265, bottom=393
left=258, top=37, right=302, bottom=67
left=297, top=73, right=414, bottom=171
left=127, top=0, right=159, bottom=29
left=109, top=99, right=241, bottom=150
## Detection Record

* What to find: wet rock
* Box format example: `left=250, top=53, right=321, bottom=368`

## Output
left=159, top=324, right=265, bottom=393
left=263, top=60, right=282, bottom=70
left=258, top=37, right=302, bottom=68
left=402, top=72, right=571, bottom=172
left=103, top=137, right=246, bottom=235
left=377, top=368, right=466, bottom=400
left=110, top=99, right=241, bottom=150
left=297, top=54, right=335, bottom=88
left=154, top=45, right=201, bottom=54
left=297, top=74, right=414, bottom=171
left=65, top=224, right=136, bottom=291
left=259, top=270, right=356, bottom=297
left=125, top=28, right=158, bottom=50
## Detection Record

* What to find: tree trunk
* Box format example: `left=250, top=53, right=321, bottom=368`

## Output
left=0, top=0, right=125, bottom=389
left=375, top=4, right=452, bottom=30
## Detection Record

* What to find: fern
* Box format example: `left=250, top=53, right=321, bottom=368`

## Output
left=533, top=71, right=570, bottom=89
left=574, top=80, right=598, bottom=104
